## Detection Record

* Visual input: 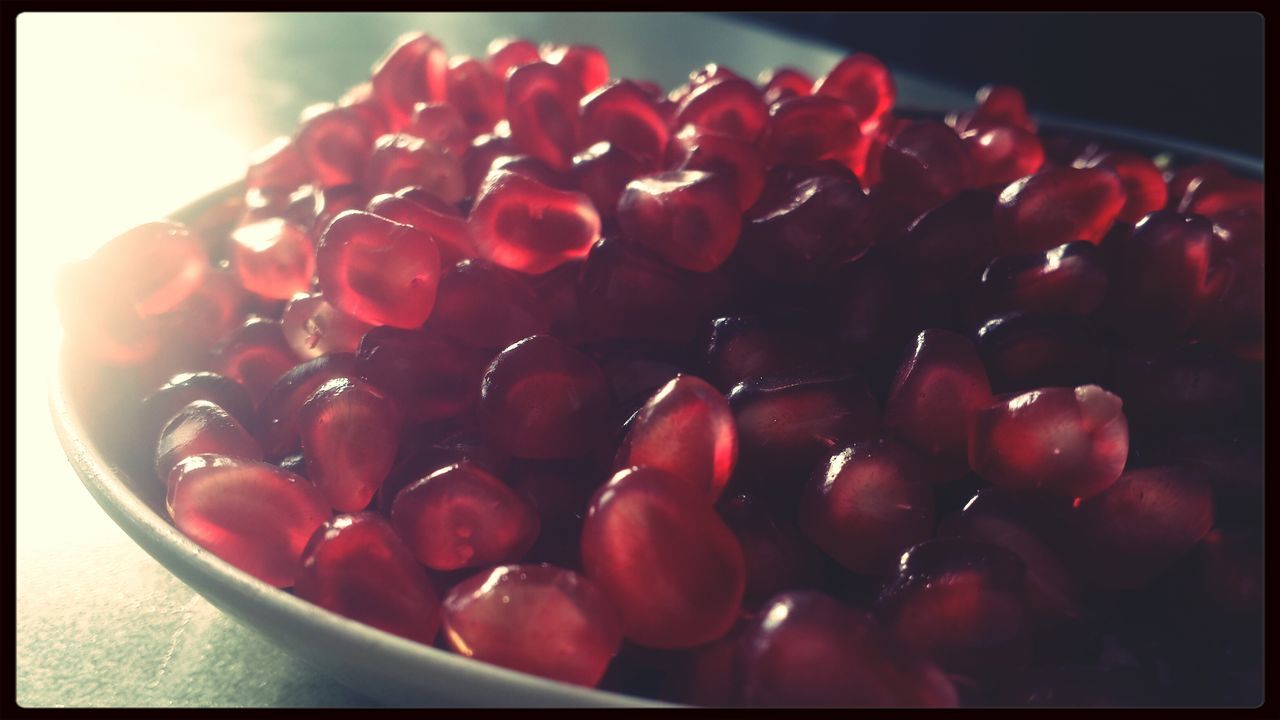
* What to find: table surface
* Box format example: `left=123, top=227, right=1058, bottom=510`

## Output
left=15, top=12, right=970, bottom=708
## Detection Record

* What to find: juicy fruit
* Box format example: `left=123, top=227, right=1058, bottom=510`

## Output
left=63, top=32, right=1262, bottom=706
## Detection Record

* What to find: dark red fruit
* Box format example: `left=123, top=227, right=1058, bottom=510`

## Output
left=280, top=292, right=372, bottom=360
left=541, top=43, right=610, bottom=96
left=880, top=121, right=975, bottom=211
left=994, top=168, right=1126, bottom=254
left=740, top=174, right=871, bottom=285
left=366, top=188, right=473, bottom=265
left=425, top=259, right=551, bottom=349
left=969, top=385, right=1129, bottom=499
left=230, top=218, right=316, bottom=301
left=506, top=62, right=582, bottom=170
left=445, top=56, right=505, bottom=134
left=961, top=125, right=1045, bottom=188
left=758, top=66, right=813, bottom=105
left=704, top=315, right=837, bottom=392
left=617, top=171, right=741, bottom=272
left=976, top=241, right=1109, bottom=318
left=487, top=37, right=541, bottom=79
left=675, top=77, right=768, bottom=142
left=1177, top=174, right=1263, bottom=219
left=141, top=371, right=255, bottom=448
left=887, top=188, right=998, bottom=296
left=442, top=564, right=622, bottom=687
left=974, top=313, right=1109, bottom=394
left=717, top=492, right=820, bottom=608
left=167, top=454, right=331, bottom=588
left=581, top=466, right=745, bottom=649
left=295, top=513, right=442, bottom=645
left=299, top=377, right=400, bottom=512
left=760, top=96, right=864, bottom=171
left=390, top=461, right=540, bottom=570
left=155, top=400, right=262, bottom=485
left=1110, top=342, right=1254, bottom=431
left=371, top=32, right=448, bottom=129
left=571, top=142, right=651, bottom=219
left=162, top=269, right=251, bottom=353
left=668, top=125, right=765, bottom=211
left=365, top=133, right=464, bottom=201
left=355, top=326, right=486, bottom=423
left=316, top=210, right=442, bottom=328
left=580, top=80, right=669, bottom=162
left=477, top=335, right=612, bottom=459
left=1083, top=151, right=1168, bottom=223
left=463, top=131, right=519, bottom=195
left=405, top=102, right=470, bottom=158
left=245, top=136, right=310, bottom=194
left=487, top=153, right=574, bottom=190
left=256, top=353, right=358, bottom=459
left=468, top=170, right=601, bottom=274
left=1199, top=527, right=1262, bottom=616
left=294, top=104, right=372, bottom=188
left=214, top=317, right=296, bottom=406
left=813, top=53, right=896, bottom=129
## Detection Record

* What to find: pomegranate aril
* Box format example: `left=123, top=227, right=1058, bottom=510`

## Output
left=316, top=210, right=441, bottom=328
left=166, top=454, right=330, bottom=588
left=1081, top=151, right=1168, bottom=223
left=717, top=491, right=821, bottom=608
left=338, top=82, right=393, bottom=139
left=668, top=125, right=765, bottom=211
left=229, top=218, right=316, bottom=301
left=741, top=591, right=958, bottom=708
left=295, top=513, right=442, bottom=645
left=669, top=63, right=742, bottom=104
left=376, top=428, right=510, bottom=515
left=424, top=259, right=551, bottom=349
left=704, top=315, right=837, bottom=392
left=366, top=189, right=473, bottom=265
left=969, top=384, right=1129, bottom=499
left=798, top=439, right=937, bottom=576
left=445, top=56, right=505, bottom=134
left=822, top=250, right=927, bottom=376
left=93, top=222, right=209, bottom=318
left=976, top=240, right=1109, bottom=318
left=617, top=171, right=741, bottom=272
left=155, top=400, right=263, bottom=484
left=680, top=621, right=746, bottom=706
left=1177, top=174, right=1263, bottom=219
left=506, top=61, right=582, bottom=170
left=256, top=352, right=358, bottom=459
left=1110, top=343, right=1255, bottom=431
left=246, top=136, right=310, bottom=194
left=614, top=374, right=737, bottom=503
left=974, top=312, right=1109, bottom=394
left=463, top=131, right=518, bottom=196
left=887, top=188, right=998, bottom=296
left=581, top=466, right=745, bottom=649
left=365, top=133, right=464, bottom=202
left=468, top=170, right=601, bottom=275
left=758, top=66, right=812, bottom=105
left=405, top=102, right=470, bottom=158
left=674, top=76, right=768, bottom=142
left=813, top=53, right=896, bottom=129
left=141, top=371, right=255, bottom=448
left=443, top=564, right=622, bottom=687
left=488, top=153, right=574, bottom=190
left=214, top=317, right=296, bottom=406
left=994, top=167, right=1127, bottom=254
left=487, top=37, right=540, bottom=79
left=571, top=142, right=651, bottom=219
left=294, top=104, right=373, bottom=188
left=541, top=43, right=610, bottom=96
left=580, top=80, right=670, bottom=162
left=1195, top=212, right=1263, bottom=358
left=974, top=84, right=1034, bottom=131
left=880, top=121, right=975, bottom=211
left=371, top=32, right=448, bottom=130
left=740, top=173, right=871, bottom=285
left=961, top=124, right=1045, bottom=188
left=760, top=96, right=865, bottom=172
left=299, top=377, right=400, bottom=512
left=390, top=461, right=540, bottom=571
left=1063, top=466, right=1214, bottom=590
left=878, top=538, right=1035, bottom=684
left=56, top=259, right=162, bottom=365
left=280, top=293, right=371, bottom=360
left=354, top=326, right=486, bottom=423
left=884, top=329, right=993, bottom=481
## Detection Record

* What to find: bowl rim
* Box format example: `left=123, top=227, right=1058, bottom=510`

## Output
left=48, top=114, right=1261, bottom=708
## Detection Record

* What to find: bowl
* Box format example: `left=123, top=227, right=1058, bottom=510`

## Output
left=49, top=117, right=1261, bottom=708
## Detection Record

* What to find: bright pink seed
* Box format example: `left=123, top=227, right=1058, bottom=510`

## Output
left=370, top=32, right=449, bottom=130
left=230, top=218, right=316, bottom=300
left=760, top=96, right=865, bottom=172
left=675, top=76, right=768, bottom=142
left=390, top=461, right=540, bottom=571
left=295, top=512, right=442, bottom=645
left=969, top=385, right=1129, bottom=499
left=294, top=104, right=373, bottom=188
left=580, top=80, right=670, bottom=162
left=442, top=564, right=623, bottom=687
left=316, top=210, right=442, bottom=329
left=468, top=169, right=601, bottom=275
left=506, top=61, right=582, bottom=170
left=445, top=56, right=505, bottom=134
left=167, top=454, right=331, bottom=588
left=365, top=133, right=464, bottom=202
left=299, top=377, right=400, bottom=512
left=405, top=102, right=470, bottom=158
left=961, top=124, right=1045, bottom=188
left=581, top=466, right=745, bottom=649
left=617, top=171, right=741, bottom=273
left=366, top=189, right=474, bottom=265
left=614, top=374, right=738, bottom=503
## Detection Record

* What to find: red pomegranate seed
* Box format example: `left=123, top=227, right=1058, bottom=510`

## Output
left=878, top=538, right=1035, bottom=684
left=884, top=329, right=992, bottom=482
left=674, top=77, right=768, bottom=142
left=463, top=131, right=518, bottom=195
left=961, top=125, right=1045, bottom=188
left=740, top=174, right=872, bottom=284
left=167, top=454, right=331, bottom=588
left=155, top=399, right=263, bottom=485
left=93, top=222, right=209, bottom=318
left=728, top=371, right=881, bottom=484
left=994, top=167, right=1127, bottom=254
left=668, top=63, right=742, bottom=103
left=938, top=488, right=1081, bottom=624
left=316, top=210, right=442, bottom=328
left=229, top=218, right=316, bottom=300
left=1063, top=466, right=1214, bottom=590
left=975, top=85, right=1034, bottom=131
left=974, top=312, right=1109, bottom=394
left=1108, top=211, right=1231, bottom=339
left=294, top=104, right=373, bottom=188
left=405, top=102, right=470, bottom=158
left=246, top=136, right=311, bottom=194
left=442, top=564, right=622, bottom=686
left=214, top=317, right=296, bottom=406
left=280, top=293, right=371, bottom=360
left=799, top=439, right=937, bottom=576
left=487, top=153, right=575, bottom=190
left=141, top=371, right=255, bottom=448
left=1177, top=174, right=1263, bottom=219
left=365, top=133, right=464, bottom=202
left=56, top=259, right=162, bottom=365
left=310, top=184, right=369, bottom=234
left=717, top=492, right=821, bottom=609
left=577, top=235, right=731, bottom=345
left=976, top=241, right=1109, bottom=318
left=1199, top=527, right=1262, bottom=616
left=890, top=189, right=998, bottom=296
left=541, top=42, right=610, bottom=96
left=445, top=56, right=505, bottom=134
left=581, top=466, right=745, bottom=649
left=1081, top=151, right=1168, bottom=223
left=760, top=96, right=864, bottom=171
left=366, top=189, right=473, bottom=265
left=486, top=37, right=540, bottom=79
left=299, top=376, right=400, bottom=512
left=758, top=66, right=813, bottom=105
left=823, top=250, right=927, bottom=372
left=571, top=142, right=651, bottom=219
left=617, top=171, right=741, bottom=272
left=1111, top=343, right=1253, bottom=431
left=477, top=335, right=612, bottom=459
left=969, top=385, right=1129, bottom=499
left=704, top=315, right=837, bottom=393
left=162, top=268, right=251, bottom=352
left=338, top=82, right=393, bottom=139
left=295, top=512, right=442, bottom=645
left=813, top=53, right=896, bottom=129
left=468, top=170, right=601, bottom=275
left=880, top=121, right=975, bottom=211
left=668, top=125, right=766, bottom=211
left=1165, top=161, right=1228, bottom=208
left=743, top=591, right=958, bottom=708
left=580, top=80, right=670, bottom=162
left=355, top=326, right=487, bottom=423
left=1195, top=213, right=1263, bottom=358
left=425, top=259, right=551, bottom=349
left=506, top=61, right=582, bottom=170
left=390, top=461, right=540, bottom=570
left=256, top=352, right=358, bottom=459
left=614, top=374, right=737, bottom=503
left=371, top=32, right=448, bottom=130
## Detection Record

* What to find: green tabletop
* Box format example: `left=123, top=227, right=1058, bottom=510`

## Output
left=16, top=12, right=969, bottom=708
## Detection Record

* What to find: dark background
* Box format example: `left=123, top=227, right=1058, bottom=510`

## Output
left=735, top=12, right=1264, bottom=158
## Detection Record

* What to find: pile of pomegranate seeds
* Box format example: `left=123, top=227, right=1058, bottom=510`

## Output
left=58, top=32, right=1263, bottom=707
